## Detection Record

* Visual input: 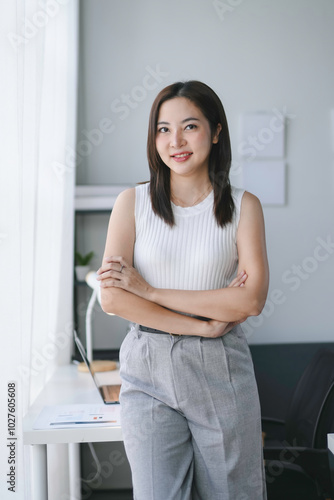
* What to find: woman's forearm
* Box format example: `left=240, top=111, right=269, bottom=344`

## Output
left=100, top=287, right=214, bottom=336
left=98, top=256, right=266, bottom=323
left=149, top=285, right=265, bottom=323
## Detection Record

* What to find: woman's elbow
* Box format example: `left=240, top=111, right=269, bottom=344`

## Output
left=100, top=288, right=123, bottom=315
left=249, top=301, right=264, bottom=317
left=248, top=291, right=268, bottom=317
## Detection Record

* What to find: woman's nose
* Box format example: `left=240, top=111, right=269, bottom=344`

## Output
left=170, top=129, right=186, bottom=148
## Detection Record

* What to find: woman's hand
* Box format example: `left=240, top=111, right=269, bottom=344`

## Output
left=96, top=256, right=154, bottom=301
left=203, top=317, right=246, bottom=338
left=201, top=271, right=248, bottom=338
left=228, top=270, right=247, bottom=288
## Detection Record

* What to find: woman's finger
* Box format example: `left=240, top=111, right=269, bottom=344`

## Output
left=104, top=256, right=128, bottom=267
left=98, top=269, right=124, bottom=281
left=97, top=264, right=113, bottom=275
left=228, top=271, right=247, bottom=288
left=100, top=278, right=123, bottom=288
left=97, top=260, right=127, bottom=276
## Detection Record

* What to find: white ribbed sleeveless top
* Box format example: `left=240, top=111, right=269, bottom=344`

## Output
left=134, top=183, right=245, bottom=291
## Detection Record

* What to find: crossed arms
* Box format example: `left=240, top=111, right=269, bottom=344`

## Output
left=97, top=188, right=269, bottom=338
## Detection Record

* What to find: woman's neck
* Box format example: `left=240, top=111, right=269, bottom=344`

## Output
left=170, top=176, right=212, bottom=208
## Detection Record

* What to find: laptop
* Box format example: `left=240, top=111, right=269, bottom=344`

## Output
left=74, top=331, right=121, bottom=405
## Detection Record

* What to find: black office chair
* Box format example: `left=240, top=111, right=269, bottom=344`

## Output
left=262, top=348, right=334, bottom=500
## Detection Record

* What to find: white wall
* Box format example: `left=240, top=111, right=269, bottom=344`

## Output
left=76, top=0, right=334, bottom=344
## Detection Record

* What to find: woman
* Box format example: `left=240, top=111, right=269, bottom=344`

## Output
left=97, top=81, right=269, bottom=499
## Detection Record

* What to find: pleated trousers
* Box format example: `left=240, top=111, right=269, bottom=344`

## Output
left=119, top=325, right=267, bottom=500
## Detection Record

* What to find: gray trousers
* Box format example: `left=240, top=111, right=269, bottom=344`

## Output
left=119, top=325, right=266, bottom=500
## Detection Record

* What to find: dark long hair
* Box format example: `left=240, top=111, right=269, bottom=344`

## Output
left=147, top=81, right=234, bottom=227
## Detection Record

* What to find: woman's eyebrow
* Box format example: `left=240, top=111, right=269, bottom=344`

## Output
left=157, top=117, right=200, bottom=126
left=182, top=117, right=200, bottom=123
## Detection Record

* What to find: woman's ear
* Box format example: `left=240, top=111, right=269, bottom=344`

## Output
left=212, top=123, right=222, bottom=144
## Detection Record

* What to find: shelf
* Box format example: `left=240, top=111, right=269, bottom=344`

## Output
left=75, top=184, right=132, bottom=211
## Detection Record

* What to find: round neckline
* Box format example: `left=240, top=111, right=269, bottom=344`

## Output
left=171, top=189, right=214, bottom=216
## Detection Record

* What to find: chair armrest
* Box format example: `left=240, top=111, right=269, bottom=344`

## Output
left=264, top=446, right=327, bottom=476
left=264, top=447, right=333, bottom=495
left=261, top=417, right=286, bottom=441
left=262, top=417, right=285, bottom=425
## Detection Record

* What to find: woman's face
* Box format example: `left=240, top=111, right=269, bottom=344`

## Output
left=155, top=97, right=220, bottom=179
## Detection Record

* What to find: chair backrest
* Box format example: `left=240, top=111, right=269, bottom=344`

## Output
left=313, top=379, right=334, bottom=449
left=285, top=348, right=334, bottom=448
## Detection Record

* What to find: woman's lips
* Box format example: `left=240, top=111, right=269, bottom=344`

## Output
left=171, top=152, right=193, bottom=162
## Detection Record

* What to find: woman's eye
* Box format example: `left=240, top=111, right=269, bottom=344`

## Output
left=158, top=127, right=169, bottom=133
left=185, top=124, right=197, bottom=130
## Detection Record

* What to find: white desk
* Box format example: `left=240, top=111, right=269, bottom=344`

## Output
left=23, top=364, right=123, bottom=500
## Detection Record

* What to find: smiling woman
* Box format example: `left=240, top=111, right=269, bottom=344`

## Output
left=147, top=80, right=234, bottom=227
left=155, top=98, right=221, bottom=204
left=97, top=80, right=269, bottom=500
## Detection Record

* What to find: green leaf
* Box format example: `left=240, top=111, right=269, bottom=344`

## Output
left=75, top=251, right=94, bottom=266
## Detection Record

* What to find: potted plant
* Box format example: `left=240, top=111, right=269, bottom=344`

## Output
left=75, top=251, right=94, bottom=281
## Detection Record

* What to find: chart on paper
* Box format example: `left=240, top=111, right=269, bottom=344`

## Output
left=33, top=404, right=121, bottom=429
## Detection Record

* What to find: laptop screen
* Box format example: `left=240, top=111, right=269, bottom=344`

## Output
left=73, top=330, right=103, bottom=396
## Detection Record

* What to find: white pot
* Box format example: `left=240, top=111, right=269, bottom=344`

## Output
left=75, top=265, right=90, bottom=282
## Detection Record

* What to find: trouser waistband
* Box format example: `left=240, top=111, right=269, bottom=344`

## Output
left=139, top=325, right=181, bottom=336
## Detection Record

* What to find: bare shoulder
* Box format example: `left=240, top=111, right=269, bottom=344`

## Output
left=112, top=187, right=135, bottom=216
left=103, top=188, right=136, bottom=260
left=241, top=190, right=262, bottom=208
left=237, top=191, right=265, bottom=243
left=240, top=191, right=264, bottom=220
left=107, top=187, right=136, bottom=231
left=115, top=187, right=135, bottom=206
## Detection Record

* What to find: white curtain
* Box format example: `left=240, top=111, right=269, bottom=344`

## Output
left=0, top=0, right=79, bottom=498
